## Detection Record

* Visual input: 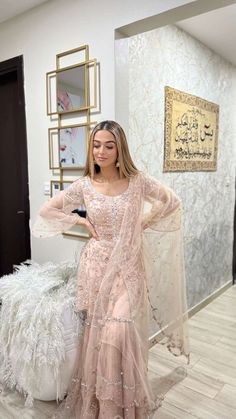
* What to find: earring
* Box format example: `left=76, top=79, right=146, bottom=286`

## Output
left=115, top=160, right=120, bottom=167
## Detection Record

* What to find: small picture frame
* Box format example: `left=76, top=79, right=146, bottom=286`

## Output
left=50, top=180, right=72, bottom=197
left=48, top=123, right=92, bottom=170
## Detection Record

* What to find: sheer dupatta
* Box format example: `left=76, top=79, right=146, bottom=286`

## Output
left=140, top=173, right=189, bottom=359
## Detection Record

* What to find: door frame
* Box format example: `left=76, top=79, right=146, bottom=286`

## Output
left=0, top=55, right=31, bottom=267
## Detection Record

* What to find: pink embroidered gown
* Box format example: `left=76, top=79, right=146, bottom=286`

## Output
left=33, top=172, right=189, bottom=419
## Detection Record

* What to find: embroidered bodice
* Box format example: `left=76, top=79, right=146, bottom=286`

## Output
left=83, top=176, right=131, bottom=242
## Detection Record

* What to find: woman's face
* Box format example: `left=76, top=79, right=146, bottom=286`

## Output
left=93, top=130, right=118, bottom=168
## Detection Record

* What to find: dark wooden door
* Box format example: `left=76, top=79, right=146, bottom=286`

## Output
left=0, top=56, right=30, bottom=276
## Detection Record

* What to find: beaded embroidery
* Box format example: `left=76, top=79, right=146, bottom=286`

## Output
left=104, top=316, right=134, bottom=323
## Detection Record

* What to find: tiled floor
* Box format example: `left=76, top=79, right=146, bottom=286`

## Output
left=0, top=285, right=235, bottom=419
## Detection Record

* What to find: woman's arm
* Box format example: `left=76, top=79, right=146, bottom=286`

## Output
left=32, top=178, right=85, bottom=237
left=141, top=172, right=181, bottom=229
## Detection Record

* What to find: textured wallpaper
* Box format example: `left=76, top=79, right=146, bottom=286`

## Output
left=115, top=24, right=236, bottom=308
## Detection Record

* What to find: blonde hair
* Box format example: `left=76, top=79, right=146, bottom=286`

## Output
left=84, top=120, right=139, bottom=179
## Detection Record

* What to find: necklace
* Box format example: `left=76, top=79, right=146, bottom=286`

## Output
left=94, top=173, right=120, bottom=183
left=94, top=172, right=121, bottom=184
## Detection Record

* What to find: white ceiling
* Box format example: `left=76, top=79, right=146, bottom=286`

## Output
left=0, top=0, right=49, bottom=24
left=177, top=3, right=236, bottom=66
left=0, top=1, right=236, bottom=67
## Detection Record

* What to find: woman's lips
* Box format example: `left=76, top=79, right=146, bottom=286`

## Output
left=97, top=157, right=107, bottom=161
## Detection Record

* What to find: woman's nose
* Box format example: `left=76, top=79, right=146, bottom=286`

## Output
left=99, top=145, right=106, bottom=154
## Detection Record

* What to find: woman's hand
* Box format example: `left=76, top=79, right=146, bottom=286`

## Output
left=78, top=218, right=99, bottom=240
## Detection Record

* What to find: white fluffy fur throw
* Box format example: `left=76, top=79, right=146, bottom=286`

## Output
left=0, top=260, right=83, bottom=407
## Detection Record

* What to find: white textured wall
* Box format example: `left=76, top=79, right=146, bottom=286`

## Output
left=116, top=24, right=236, bottom=307
left=0, top=0, right=195, bottom=264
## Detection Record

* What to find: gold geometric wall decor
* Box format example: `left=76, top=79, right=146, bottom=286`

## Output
left=46, top=46, right=97, bottom=115
left=164, top=86, right=219, bottom=172
left=46, top=45, right=98, bottom=239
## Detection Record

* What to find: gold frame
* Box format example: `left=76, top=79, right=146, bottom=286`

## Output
left=46, top=45, right=97, bottom=239
left=164, top=86, right=219, bottom=172
left=46, top=59, right=97, bottom=116
left=56, top=45, right=89, bottom=64
left=48, top=122, right=95, bottom=170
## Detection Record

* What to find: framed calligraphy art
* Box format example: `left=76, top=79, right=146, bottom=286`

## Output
left=164, top=86, right=219, bottom=172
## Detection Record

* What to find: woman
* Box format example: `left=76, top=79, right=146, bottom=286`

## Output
left=33, top=120, right=189, bottom=419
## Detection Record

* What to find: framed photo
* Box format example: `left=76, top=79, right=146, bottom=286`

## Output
left=48, top=123, right=92, bottom=170
left=164, top=86, right=219, bottom=172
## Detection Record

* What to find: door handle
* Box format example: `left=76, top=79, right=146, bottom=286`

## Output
left=17, top=210, right=25, bottom=214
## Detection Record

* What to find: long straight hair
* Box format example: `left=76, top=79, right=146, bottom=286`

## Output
left=84, top=120, right=139, bottom=179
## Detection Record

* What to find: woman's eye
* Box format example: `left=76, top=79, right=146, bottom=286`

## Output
left=93, top=145, right=114, bottom=150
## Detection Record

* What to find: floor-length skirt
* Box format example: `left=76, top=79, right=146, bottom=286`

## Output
left=52, top=240, right=161, bottom=419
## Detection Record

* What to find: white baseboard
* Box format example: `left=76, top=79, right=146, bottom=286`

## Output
left=187, top=280, right=232, bottom=318
left=149, top=280, right=233, bottom=348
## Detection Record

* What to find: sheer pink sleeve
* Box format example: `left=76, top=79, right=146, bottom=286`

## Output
left=32, top=178, right=85, bottom=238
left=141, top=173, right=181, bottom=230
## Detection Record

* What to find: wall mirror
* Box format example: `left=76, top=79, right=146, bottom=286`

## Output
left=46, top=58, right=97, bottom=115
left=57, top=65, right=86, bottom=112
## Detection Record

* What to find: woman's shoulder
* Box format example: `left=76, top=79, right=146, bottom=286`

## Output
left=130, top=171, right=157, bottom=192
left=73, top=176, right=88, bottom=186
left=65, top=176, right=88, bottom=193
left=130, top=170, right=147, bottom=180
left=134, top=170, right=159, bottom=183
left=135, top=171, right=168, bottom=193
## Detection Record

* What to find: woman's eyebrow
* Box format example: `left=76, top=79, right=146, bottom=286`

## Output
left=93, top=140, right=116, bottom=144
